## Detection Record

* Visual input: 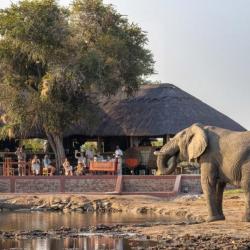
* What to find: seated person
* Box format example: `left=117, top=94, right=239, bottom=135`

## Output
left=43, top=155, right=55, bottom=176
left=63, top=158, right=73, bottom=176
left=31, top=155, right=41, bottom=175
left=75, top=162, right=85, bottom=175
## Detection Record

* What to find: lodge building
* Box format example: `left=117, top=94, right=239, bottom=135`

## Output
left=0, top=83, right=245, bottom=174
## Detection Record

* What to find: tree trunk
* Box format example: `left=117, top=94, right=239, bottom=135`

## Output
left=46, top=132, right=65, bottom=174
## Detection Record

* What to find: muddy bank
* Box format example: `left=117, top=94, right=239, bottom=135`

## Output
left=0, top=224, right=128, bottom=240
left=1, top=224, right=250, bottom=249
left=1, top=193, right=250, bottom=249
left=128, top=233, right=250, bottom=250
left=0, top=194, right=204, bottom=222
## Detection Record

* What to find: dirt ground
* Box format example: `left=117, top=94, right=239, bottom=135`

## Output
left=125, top=192, right=250, bottom=238
left=0, top=191, right=250, bottom=249
left=121, top=191, right=250, bottom=249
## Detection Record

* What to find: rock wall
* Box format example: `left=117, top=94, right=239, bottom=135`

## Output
left=0, top=175, right=202, bottom=195
left=15, top=179, right=60, bottom=193
left=0, top=179, right=10, bottom=192
left=64, top=178, right=116, bottom=193
left=123, top=177, right=175, bottom=192
left=180, top=175, right=202, bottom=193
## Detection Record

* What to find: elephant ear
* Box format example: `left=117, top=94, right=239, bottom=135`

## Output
left=187, top=124, right=207, bottom=161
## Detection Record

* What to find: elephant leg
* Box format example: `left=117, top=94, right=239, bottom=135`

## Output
left=201, top=163, right=223, bottom=222
left=241, top=163, right=250, bottom=222
left=216, top=181, right=226, bottom=219
left=242, top=192, right=250, bottom=222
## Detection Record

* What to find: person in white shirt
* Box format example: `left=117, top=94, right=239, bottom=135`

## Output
left=85, top=146, right=95, bottom=168
left=31, top=155, right=41, bottom=176
left=63, top=158, right=73, bottom=176
left=115, top=145, right=123, bottom=175
left=75, top=150, right=86, bottom=165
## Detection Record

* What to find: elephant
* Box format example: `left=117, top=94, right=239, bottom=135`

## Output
left=154, top=123, right=250, bottom=222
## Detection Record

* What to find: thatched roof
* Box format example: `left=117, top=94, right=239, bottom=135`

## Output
left=69, top=83, right=245, bottom=136
left=1, top=83, right=245, bottom=138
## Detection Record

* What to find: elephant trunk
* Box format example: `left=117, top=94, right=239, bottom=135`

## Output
left=154, top=140, right=179, bottom=175
left=156, top=154, right=177, bottom=175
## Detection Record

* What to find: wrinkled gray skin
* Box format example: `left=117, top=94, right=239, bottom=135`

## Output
left=154, top=123, right=250, bottom=222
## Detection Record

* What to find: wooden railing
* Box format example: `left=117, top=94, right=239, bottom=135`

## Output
left=3, top=158, right=31, bottom=176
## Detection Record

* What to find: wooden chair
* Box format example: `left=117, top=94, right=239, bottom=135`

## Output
left=42, top=167, right=49, bottom=176
left=3, top=157, right=14, bottom=176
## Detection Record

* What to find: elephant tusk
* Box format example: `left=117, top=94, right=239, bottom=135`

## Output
left=154, top=151, right=164, bottom=156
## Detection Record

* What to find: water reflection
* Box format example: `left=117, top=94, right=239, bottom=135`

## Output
left=0, top=211, right=170, bottom=231
left=0, top=212, right=162, bottom=250
left=0, top=237, right=152, bottom=250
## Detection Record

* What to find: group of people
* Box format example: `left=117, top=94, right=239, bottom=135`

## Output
left=31, top=154, right=56, bottom=176
left=62, top=145, right=123, bottom=176
left=29, top=154, right=55, bottom=176
left=14, top=144, right=123, bottom=176
left=62, top=147, right=95, bottom=176
left=15, top=146, right=55, bottom=176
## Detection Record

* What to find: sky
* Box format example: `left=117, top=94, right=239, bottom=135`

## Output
left=1, top=0, right=250, bottom=129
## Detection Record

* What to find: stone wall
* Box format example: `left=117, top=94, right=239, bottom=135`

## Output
left=15, top=179, right=60, bottom=193
left=0, top=179, right=11, bottom=192
left=64, top=178, right=116, bottom=193
left=0, top=175, right=202, bottom=195
left=123, top=177, right=175, bottom=192
left=180, top=175, right=202, bottom=193
left=0, top=176, right=117, bottom=193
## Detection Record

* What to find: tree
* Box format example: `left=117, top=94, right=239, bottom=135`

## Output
left=0, top=0, right=154, bottom=171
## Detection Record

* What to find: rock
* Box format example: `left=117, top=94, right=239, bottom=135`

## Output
left=65, top=201, right=72, bottom=208
left=95, top=224, right=112, bottom=231
left=50, top=203, right=64, bottom=210
left=63, top=208, right=71, bottom=213
left=137, top=207, right=151, bottom=214
left=82, top=202, right=94, bottom=212
left=71, top=196, right=88, bottom=205
left=36, top=203, right=48, bottom=209
left=70, top=205, right=82, bottom=211
left=52, top=198, right=61, bottom=204
left=102, top=201, right=112, bottom=209
left=94, top=200, right=103, bottom=210
left=61, top=197, right=71, bottom=204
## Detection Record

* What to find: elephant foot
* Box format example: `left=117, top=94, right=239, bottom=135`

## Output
left=206, top=215, right=225, bottom=222
left=241, top=215, right=250, bottom=222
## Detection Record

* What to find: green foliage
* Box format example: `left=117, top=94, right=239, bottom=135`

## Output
left=21, top=138, right=45, bottom=152
left=70, top=0, right=154, bottom=95
left=224, top=189, right=243, bottom=195
left=151, top=138, right=163, bottom=147
left=0, top=0, right=154, bottom=140
left=81, top=141, right=97, bottom=152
